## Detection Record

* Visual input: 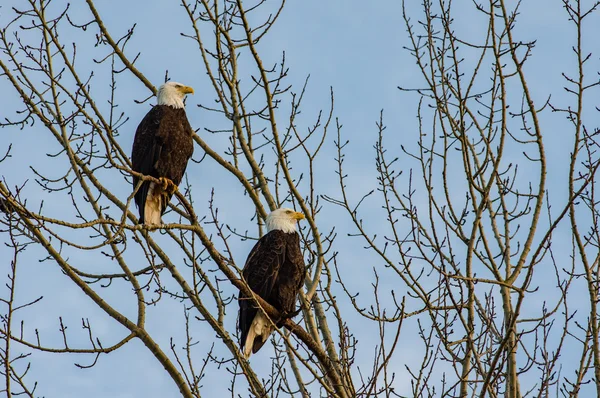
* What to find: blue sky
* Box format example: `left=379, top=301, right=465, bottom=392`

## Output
left=2, top=0, right=600, bottom=397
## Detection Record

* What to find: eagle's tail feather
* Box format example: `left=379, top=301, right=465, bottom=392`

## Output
left=144, top=183, right=163, bottom=226
left=243, top=312, right=274, bottom=359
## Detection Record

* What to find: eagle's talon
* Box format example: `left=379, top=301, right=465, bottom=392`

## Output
left=289, top=307, right=302, bottom=318
left=167, top=180, right=178, bottom=195
left=158, top=177, right=178, bottom=195
left=279, top=307, right=302, bottom=321
left=158, top=177, right=168, bottom=191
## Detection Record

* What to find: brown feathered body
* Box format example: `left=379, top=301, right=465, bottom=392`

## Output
left=131, top=105, right=194, bottom=225
left=238, top=230, right=306, bottom=357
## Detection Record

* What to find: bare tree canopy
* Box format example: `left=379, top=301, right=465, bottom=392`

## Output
left=2, top=0, right=600, bottom=397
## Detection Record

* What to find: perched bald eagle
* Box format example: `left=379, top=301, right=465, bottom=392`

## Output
left=238, top=208, right=306, bottom=358
left=131, top=82, right=195, bottom=226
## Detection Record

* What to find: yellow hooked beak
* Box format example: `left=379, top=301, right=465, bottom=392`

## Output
left=178, top=85, right=194, bottom=95
left=292, top=212, right=305, bottom=221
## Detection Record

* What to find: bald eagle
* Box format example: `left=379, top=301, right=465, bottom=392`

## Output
left=238, top=208, right=306, bottom=358
left=131, top=82, right=195, bottom=226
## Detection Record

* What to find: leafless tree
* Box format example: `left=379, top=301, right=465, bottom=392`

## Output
left=326, top=0, right=600, bottom=397
left=0, top=0, right=349, bottom=396
left=1, top=0, right=600, bottom=397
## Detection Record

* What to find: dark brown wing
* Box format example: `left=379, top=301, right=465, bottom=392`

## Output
left=153, top=107, right=194, bottom=196
left=238, top=230, right=286, bottom=351
left=131, top=105, right=194, bottom=223
left=274, top=232, right=306, bottom=315
left=132, top=105, right=164, bottom=223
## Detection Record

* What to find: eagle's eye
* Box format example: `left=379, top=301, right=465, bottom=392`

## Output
left=286, top=210, right=292, bottom=214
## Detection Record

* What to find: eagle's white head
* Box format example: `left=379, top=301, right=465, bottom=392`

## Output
left=157, top=81, right=194, bottom=109
left=266, top=208, right=305, bottom=234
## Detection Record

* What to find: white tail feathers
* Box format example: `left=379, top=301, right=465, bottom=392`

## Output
left=243, top=312, right=274, bottom=359
left=144, top=183, right=163, bottom=226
